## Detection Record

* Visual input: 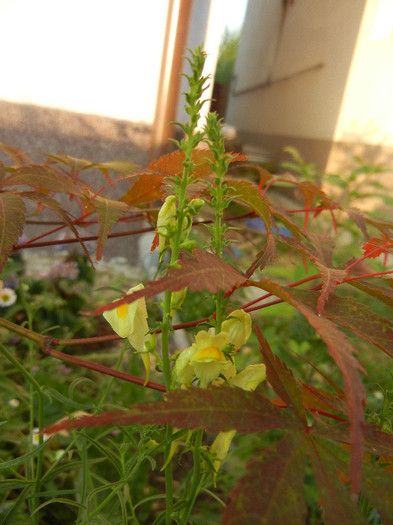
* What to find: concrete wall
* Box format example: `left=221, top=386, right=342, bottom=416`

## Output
left=225, top=0, right=393, bottom=171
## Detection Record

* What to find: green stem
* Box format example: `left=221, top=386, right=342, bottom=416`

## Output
left=0, top=344, right=44, bottom=525
left=181, top=429, right=204, bottom=523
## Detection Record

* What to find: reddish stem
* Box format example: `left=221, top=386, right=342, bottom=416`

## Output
left=43, top=344, right=166, bottom=392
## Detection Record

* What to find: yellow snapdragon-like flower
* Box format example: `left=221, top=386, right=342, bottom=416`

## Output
left=174, top=329, right=233, bottom=388
left=210, top=363, right=266, bottom=484
left=174, top=310, right=252, bottom=388
left=221, top=309, right=252, bottom=350
left=103, top=284, right=154, bottom=384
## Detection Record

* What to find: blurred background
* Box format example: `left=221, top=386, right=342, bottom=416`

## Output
left=1, top=0, right=392, bottom=174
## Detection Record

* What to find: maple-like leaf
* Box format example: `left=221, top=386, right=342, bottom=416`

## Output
left=314, top=261, right=347, bottom=315
left=227, top=179, right=271, bottom=232
left=92, top=250, right=247, bottom=315
left=362, top=236, right=393, bottom=258
left=291, top=288, right=393, bottom=359
left=42, top=385, right=289, bottom=435
left=250, top=278, right=365, bottom=494
left=5, top=165, right=84, bottom=196
left=308, top=440, right=369, bottom=525
left=257, top=327, right=307, bottom=424
left=0, top=141, right=31, bottom=166
left=348, top=278, right=393, bottom=309
left=120, top=172, right=165, bottom=206
left=222, top=433, right=308, bottom=525
left=0, top=193, right=26, bottom=273
left=91, top=195, right=129, bottom=261
left=18, top=191, right=93, bottom=267
left=245, top=231, right=277, bottom=278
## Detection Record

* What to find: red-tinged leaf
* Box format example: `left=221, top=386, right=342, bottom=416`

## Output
left=290, top=180, right=331, bottom=227
left=256, top=326, right=307, bottom=425
left=345, top=207, right=369, bottom=240
left=250, top=278, right=365, bottom=494
left=348, top=278, right=393, bottom=309
left=308, top=439, right=369, bottom=525
left=19, top=191, right=94, bottom=268
left=93, top=249, right=247, bottom=315
left=120, top=173, right=165, bottom=206
left=313, top=421, right=393, bottom=458
left=360, top=460, right=393, bottom=524
left=46, top=153, right=93, bottom=171
left=0, top=193, right=26, bottom=273
left=227, top=179, right=271, bottom=232
left=362, top=236, right=393, bottom=258
left=222, top=432, right=308, bottom=525
left=87, top=160, right=138, bottom=174
left=5, top=165, right=84, bottom=196
left=245, top=231, right=277, bottom=278
left=0, top=141, right=31, bottom=166
left=314, top=262, right=347, bottom=315
left=300, top=384, right=348, bottom=419
left=42, top=385, right=290, bottom=435
left=149, top=149, right=245, bottom=180
left=291, top=288, right=393, bottom=359
left=91, top=196, right=129, bottom=261
left=270, top=205, right=305, bottom=239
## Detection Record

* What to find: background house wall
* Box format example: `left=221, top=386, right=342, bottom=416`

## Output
left=225, top=0, right=393, bottom=173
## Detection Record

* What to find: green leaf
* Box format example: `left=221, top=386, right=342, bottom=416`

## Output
left=227, top=179, right=271, bottom=232
left=0, top=193, right=26, bottom=273
left=222, top=432, right=308, bottom=525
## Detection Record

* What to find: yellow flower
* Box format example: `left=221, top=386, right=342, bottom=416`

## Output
left=210, top=363, right=266, bottom=484
left=221, top=309, right=252, bottom=350
left=174, top=328, right=233, bottom=388
left=103, top=284, right=152, bottom=384
left=103, top=284, right=148, bottom=350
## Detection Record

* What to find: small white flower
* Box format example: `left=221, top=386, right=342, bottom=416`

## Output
left=8, top=398, right=20, bottom=408
left=0, top=287, right=17, bottom=307
left=32, top=428, right=48, bottom=446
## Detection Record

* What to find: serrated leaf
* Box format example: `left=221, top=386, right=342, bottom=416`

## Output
left=0, top=141, right=31, bottom=166
left=251, top=278, right=365, bottom=494
left=93, top=249, right=247, bottom=314
left=257, top=326, right=307, bottom=425
left=120, top=172, right=165, bottom=206
left=227, top=179, right=271, bottom=232
left=46, top=153, right=92, bottom=171
left=5, top=165, right=84, bottom=196
left=348, top=278, right=393, bottom=309
left=291, top=288, right=393, bottom=359
left=42, top=386, right=290, bottom=435
left=308, top=439, right=368, bottom=525
left=19, top=191, right=93, bottom=268
left=91, top=195, right=129, bottom=261
left=88, top=160, right=138, bottom=174
left=245, top=231, right=277, bottom=278
left=314, top=262, right=347, bottom=315
left=0, top=193, right=26, bottom=273
left=222, top=432, right=308, bottom=525
left=360, top=459, right=393, bottom=523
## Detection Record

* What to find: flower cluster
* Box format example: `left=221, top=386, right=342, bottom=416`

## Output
left=173, top=309, right=253, bottom=388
